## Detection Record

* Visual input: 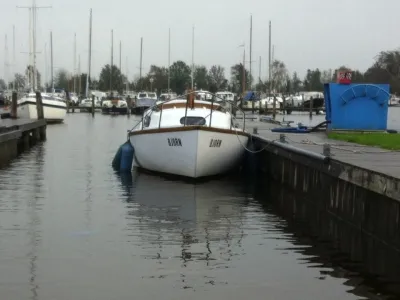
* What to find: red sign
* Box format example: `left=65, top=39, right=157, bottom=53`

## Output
left=337, top=71, right=352, bottom=84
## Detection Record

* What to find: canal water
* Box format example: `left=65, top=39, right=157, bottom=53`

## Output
left=0, top=113, right=398, bottom=300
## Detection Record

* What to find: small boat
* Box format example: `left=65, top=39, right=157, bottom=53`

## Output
left=17, top=92, right=67, bottom=123
left=131, top=91, right=158, bottom=115
left=128, top=91, right=249, bottom=178
left=102, top=96, right=128, bottom=114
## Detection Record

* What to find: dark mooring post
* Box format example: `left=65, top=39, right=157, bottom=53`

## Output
left=11, top=92, right=17, bottom=119
left=126, top=96, right=131, bottom=117
left=35, top=92, right=44, bottom=120
left=282, top=95, right=286, bottom=115
left=272, top=95, right=276, bottom=119
left=91, top=95, right=95, bottom=117
left=309, top=96, right=313, bottom=119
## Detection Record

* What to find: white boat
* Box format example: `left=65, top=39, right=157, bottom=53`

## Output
left=101, top=97, right=128, bottom=114
left=17, top=92, right=67, bottom=123
left=128, top=91, right=249, bottom=178
left=132, top=91, right=158, bottom=115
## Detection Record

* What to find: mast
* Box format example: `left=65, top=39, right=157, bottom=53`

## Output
left=17, top=0, right=52, bottom=91
left=73, top=33, right=76, bottom=93
left=268, top=20, right=272, bottom=94
left=29, top=8, right=32, bottom=89
left=44, top=42, right=47, bottom=90
left=12, top=25, right=15, bottom=90
left=242, top=47, right=245, bottom=96
left=110, top=29, right=113, bottom=95
left=4, top=35, right=8, bottom=88
left=168, top=28, right=170, bottom=92
left=119, top=40, right=121, bottom=72
left=78, top=55, right=81, bottom=95
left=85, top=8, right=92, bottom=98
left=191, top=26, right=194, bottom=89
left=139, top=37, right=143, bottom=81
left=249, top=14, right=252, bottom=89
left=125, top=56, right=128, bottom=93
left=258, top=56, right=261, bottom=84
left=50, top=31, right=53, bottom=92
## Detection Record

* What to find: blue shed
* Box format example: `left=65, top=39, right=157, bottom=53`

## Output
left=324, top=83, right=390, bottom=131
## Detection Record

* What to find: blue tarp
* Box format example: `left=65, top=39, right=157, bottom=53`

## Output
left=243, top=91, right=259, bottom=101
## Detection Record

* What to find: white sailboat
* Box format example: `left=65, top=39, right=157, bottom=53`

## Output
left=17, top=92, right=66, bottom=122
left=17, top=3, right=66, bottom=122
left=128, top=91, right=249, bottom=178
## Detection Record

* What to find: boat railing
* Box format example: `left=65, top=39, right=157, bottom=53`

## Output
left=129, top=90, right=247, bottom=133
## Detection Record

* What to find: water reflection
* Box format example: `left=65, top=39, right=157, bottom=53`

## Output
left=117, top=171, right=248, bottom=289
left=257, top=181, right=400, bottom=300
left=27, top=145, right=45, bottom=300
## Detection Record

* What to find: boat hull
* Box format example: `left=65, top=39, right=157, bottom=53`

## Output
left=102, top=106, right=128, bottom=115
left=17, top=100, right=67, bottom=123
left=129, top=127, right=249, bottom=178
left=131, top=106, right=149, bottom=115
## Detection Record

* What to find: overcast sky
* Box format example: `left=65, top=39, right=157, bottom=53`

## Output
left=1, top=0, right=400, bottom=84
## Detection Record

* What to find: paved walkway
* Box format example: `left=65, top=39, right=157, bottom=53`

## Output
left=240, top=119, right=400, bottom=179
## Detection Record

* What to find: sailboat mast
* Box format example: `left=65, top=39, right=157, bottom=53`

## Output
left=268, top=20, right=272, bottom=93
left=73, top=32, right=76, bottom=93
left=50, top=31, right=54, bottom=92
left=78, top=55, right=81, bottom=95
left=139, top=37, right=143, bottom=80
left=86, top=8, right=92, bottom=98
left=29, top=8, right=32, bottom=90
left=32, top=0, right=37, bottom=91
left=110, top=29, right=113, bottom=95
left=4, top=35, right=8, bottom=88
left=249, top=14, right=252, bottom=90
left=191, top=26, right=194, bottom=89
left=12, top=25, right=15, bottom=90
left=168, top=28, right=170, bottom=92
left=119, top=40, right=121, bottom=72
left=44, top=42, right=47, bottom=90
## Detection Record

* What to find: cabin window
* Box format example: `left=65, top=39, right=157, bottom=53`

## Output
left=139, top=93, right=147, bottom=98
left=180, top=116, right=206, bottom=125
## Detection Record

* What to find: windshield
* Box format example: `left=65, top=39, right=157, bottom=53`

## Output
left=138, top=93, right=147, bottom=98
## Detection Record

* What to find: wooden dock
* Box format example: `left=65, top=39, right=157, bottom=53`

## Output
left=0, top=119, right=46, bottom=168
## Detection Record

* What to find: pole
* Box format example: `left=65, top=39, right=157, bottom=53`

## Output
left=110, top=29, right=113, bottom=96
left=249, top=15, right=252, bottom=90
left=119, top=40, right=122, bottom=72
left=250, top=15, right=254, bottom=113
left=139, top=37, right=143, bottom=80
left=268, top=20, right=272, bottom=95
left=78, top=55, right=81, bottom=96
left=50, top=31, right=54, bottom=92
left=191, top=26, right=194, bottom=89
left=12, top=25, right=15, bottom=90
left=168, top=28, right=171, bottom=92
left=73, top=33, right=76, bottom=94
left=85, top=8, right=92, bottom=98
left=258, top=56, right=261, bottom=84
left=17, top=1, right=52, bottom=91
left=44, top=42, right=47, bottom=90
left=241, top=47, right=245, bottom=108
left=4, top=35, right=8, bottom=88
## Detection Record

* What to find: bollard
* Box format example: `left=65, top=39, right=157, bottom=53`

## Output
left=253, top=127, right=258, bottom=134
left=323, top=143, right=331, bottom=157
left=35, top=92, right=44, bottom=120
left=279, top=133, right=287, bottom=143
left=11, top=92, right=17, bottom=119
left=91, top=95, right=95, bottom=117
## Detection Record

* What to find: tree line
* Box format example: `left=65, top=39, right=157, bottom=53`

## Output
left=2, top=49, right=400, bottom=96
